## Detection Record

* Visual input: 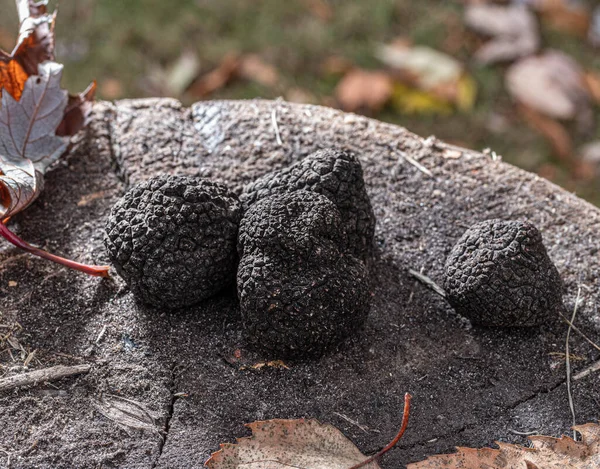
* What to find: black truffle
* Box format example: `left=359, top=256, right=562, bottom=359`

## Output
left=443, top=219, right=563, bottom=326
left=237, top=191, right=370, bottom=358
left=240, top=149, right=375, bottom=260
left=105, top=175, right=242, bottom=309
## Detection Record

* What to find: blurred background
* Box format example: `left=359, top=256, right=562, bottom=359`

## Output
left=1, top=0, right=599, bottom=204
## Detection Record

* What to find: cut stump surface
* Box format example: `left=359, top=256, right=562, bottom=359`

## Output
left=0, top=99, right=598, bottom=468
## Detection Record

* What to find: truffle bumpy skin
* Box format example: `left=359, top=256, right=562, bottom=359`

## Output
left=105, top=175, right=242, bottom=309
left=443, top=219, right=563, bottom=326
left=240, top=149, right=375, bottom=260
left=238, top=191, right=370, bottom=358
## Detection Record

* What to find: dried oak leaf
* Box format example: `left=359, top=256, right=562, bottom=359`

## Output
left=408, top=423, right=600, bottom=469
left=205, top=419, right=382, bottom=469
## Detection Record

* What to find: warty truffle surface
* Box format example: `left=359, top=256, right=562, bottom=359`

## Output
left=443, top=219, right=563, bottom=326
left=105, top=175, right=242, bottom=309
left=237, top=191, right=370, bottom=358
left=240, top=148, right=375, bottom=259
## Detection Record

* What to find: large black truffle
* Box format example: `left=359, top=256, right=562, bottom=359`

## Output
left=105, top=175, right=242, bottom=309
left=443, top=219, right=563, bottom=326
left=238, top=191, right=370, bottom=358
left=240, top=149, right=375, bottom=260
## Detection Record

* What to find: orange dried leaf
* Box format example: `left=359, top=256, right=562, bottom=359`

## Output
left=0, top=58, right=29, bottom=101
left=188, top=53, right=240, bottom=98
left=535, top=0, right=591, bottom=37
left=584, top=72, right=600, bottom=105
left=335, top=69, right=393, bottom=113
left=238, top=54, right=280, bottom=88
left=409, top=423, right=600, bottom=469
left=518, top=104, right=573, bottom=162
left=0, top=0, right=55, bottom=100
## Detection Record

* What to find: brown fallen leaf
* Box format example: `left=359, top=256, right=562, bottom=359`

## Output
left=187, top=53, right=240, bottom=98
left=584, top=72, right=600, bottom=105
left=464, top=4, right=539, bottom=64
left=335, top=69, right=393, bottom=113
left=285, top=87, right=318, bottom=104
left=518, top=103, right=573, bottom=162
left=506, top=51, right=592, bottom=122
left=56, top=80, right=97, bottom=137
left=206, top=394, right=412, bottom=469
left=376, top=43, right=477, bottom=112
left=321, top=56, right=354, bottom=76
left=534, top=0, right=591, bottom=37
left=408, top=422, right=600, bottom=468
left=301, top=0, right=334, bottom=22
left=238, top=54, right=280, bottom=88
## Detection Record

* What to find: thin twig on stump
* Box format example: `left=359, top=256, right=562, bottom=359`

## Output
left=0, top=364, right=91, bottom=392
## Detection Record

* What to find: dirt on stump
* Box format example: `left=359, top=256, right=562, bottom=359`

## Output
left=0, top=98, right=598, bottom=469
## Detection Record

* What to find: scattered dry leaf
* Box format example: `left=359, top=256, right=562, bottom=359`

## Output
left=584, top=72, right=600, bottom=105
left=518, top=103, right=573, bottom=162
left=56, top=80, right=96, bottom=137
left=166, top=50, right=201, bottom=96
left=206, top=419, right=382, bottom=469
left=301, top=0, right=333, bottom=22
left=580, top=141, right=600, bottom=165
left=335, top=69, right=393, bottom=113
left=464, top=4, right=539, bottom=64
left=94, top=394, right=160, bottom=432
left=321, top=56, right=354, bottom=76
left=377, top=44, right=476, bottom=112
left=409, top=423, right=600, bottom=468
left=534, top=0, right=591, bottom=37
left=188, top=53, right=240, bottom=98
left=238, top=54, right=280, bottom=88
left=286, top=87, right=318, bottom=104
left=206, top=394, right=412, bottom=469
left=506, top=51, right=591, bottom=121
left=100, top=77, right=123, bottom=100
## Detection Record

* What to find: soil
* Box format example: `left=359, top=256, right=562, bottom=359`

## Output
left=0, top=98, right=598, bottom=469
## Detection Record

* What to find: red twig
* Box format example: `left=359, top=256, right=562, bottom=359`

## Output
left=0, top=221, right=110, bottom=277
left=348, top=393, right=412, bottom=469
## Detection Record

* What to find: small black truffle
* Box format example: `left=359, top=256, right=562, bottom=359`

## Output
left=105, top=175, right=242, bottom=309
left=240, top=149, right=375, bottom=259
left=443, top=219, right=563, bottom=326
left=237, top=191, right=370, bottom=358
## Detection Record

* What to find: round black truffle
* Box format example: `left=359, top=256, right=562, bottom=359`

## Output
left=443, top=219, right=563, bottom=326
left=237, top=191, right=371, bottom=358
left=240, top=148, right=375, bottom=260
left=105, top=175, right=242, bottom=309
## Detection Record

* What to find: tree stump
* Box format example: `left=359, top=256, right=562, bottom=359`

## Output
left=0, top=98, right=598, bottom=468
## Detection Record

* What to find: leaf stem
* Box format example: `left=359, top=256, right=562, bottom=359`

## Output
left=0, top=221, right=110, bottom=277
left=349, top=393, right=412, bottom=469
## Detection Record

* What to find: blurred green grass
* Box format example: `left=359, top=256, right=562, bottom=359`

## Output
left=1, top=0, right=598, bottom=204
